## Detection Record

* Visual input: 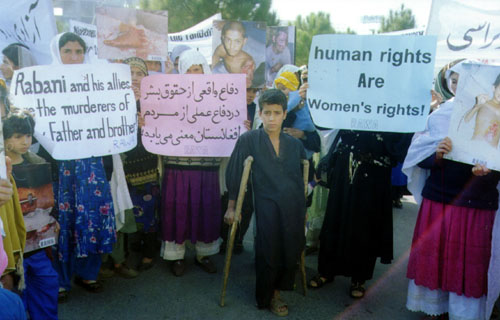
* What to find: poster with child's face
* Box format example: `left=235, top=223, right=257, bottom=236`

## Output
left=445, top=63, right=500, bottom=171
left=265, top=26, right=295, bottom=87
left=212, top=20, right=266, bottom=88
left=96, top=7, right=168, bottom=61
left=13, top=163, right=57, bottom=253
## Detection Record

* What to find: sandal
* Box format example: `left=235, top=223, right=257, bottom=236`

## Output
left=349, top=281, right=365, bottom=299
left=171, top=259, right=186, bottom=277
left=269, top=296, right=288, bottom=317
left=195, top=257, right=217, bottom=274
left=308, top=274, right=333, bottom=289
left=74, top=277, right=103, bottom=293
left=58, top=289, right=69, bottom=303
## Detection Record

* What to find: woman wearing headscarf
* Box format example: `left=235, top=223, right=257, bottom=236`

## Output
left=121, top=57, right=160, bottom=272
left=160, top=49, right=221, bottom=277
left=0, top=43, right=37, bottom=88
left=403, top=60, right=500, bottom=320
left=48, top=32, right=116, bottom=300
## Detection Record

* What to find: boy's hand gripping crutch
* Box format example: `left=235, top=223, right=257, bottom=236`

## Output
left=220, top=156, right=253, bottom=307
left=300, top=159, right=309, bottom=296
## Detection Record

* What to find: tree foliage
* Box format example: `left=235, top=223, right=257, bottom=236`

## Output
left=293, top=12, right=347, bottom=67
left=140, top=0, right=279, bottom=32
left=378, top=4, right=416, bottom=33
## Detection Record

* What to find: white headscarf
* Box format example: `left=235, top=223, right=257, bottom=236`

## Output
left=50, top=33, right=90, bottom=65
left=272, top=64, right=300, bottom=88
left=178, top=49, right=211, bottom=75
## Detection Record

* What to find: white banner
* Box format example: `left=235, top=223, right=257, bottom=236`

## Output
left=10, top=64, right=137, bottom=160
left=69, top=20, right=98, bottom=61
left=426, top=0, right=500, bottom=73
left=168, top=13, right=221, bottom=64
left=308, top=34, right=436, bottom=132
left=0, top=0, right=57, bottom=65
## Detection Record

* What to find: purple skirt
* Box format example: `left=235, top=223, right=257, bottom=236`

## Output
left=407, top=198, right=496, bottom=298
left=160, top=166, right=221, bottom=244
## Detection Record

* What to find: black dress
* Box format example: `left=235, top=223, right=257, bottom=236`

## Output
left=318, top=130, right=410, bottom=281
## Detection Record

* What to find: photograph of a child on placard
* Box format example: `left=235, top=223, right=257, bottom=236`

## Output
left=211, top=20, right=266, bottom=88
left=445, top=63, right=500, bottom=171
left=265, top=26, right=295, bottom=87
left=96, top=6, right=168, bottom=61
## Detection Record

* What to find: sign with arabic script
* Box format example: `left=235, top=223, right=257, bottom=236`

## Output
left=0, top=0, right=57, bottom=65
left=426, top=0, right=500, bottom=74
left=140, top=74, right=247, bottom=157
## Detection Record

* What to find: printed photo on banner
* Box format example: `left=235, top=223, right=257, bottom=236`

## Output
left=13, top=163, right=57, bottom=253
left=307, top=34, right=436, bottom=133
left=10, top=63, right=137, bottom=160
left=168, top=13, right=221, bottom=68
left=426, top=0, right=500, bottom=74
left=140, top=73, right=247, bottom=157
left=445, top=63, right=500, bottom=171
left=266, top=26, right=295, bottom=86
left=0, top=0, right=57, bottom=66
left=96, top=6, right=168, bottom=61
left=212, top=20, right=266, bottom=88
left=69, top=20, right=98, bottom=61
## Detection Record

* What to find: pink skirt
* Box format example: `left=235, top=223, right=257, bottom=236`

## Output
left=407, top=198, right=496, bottom=298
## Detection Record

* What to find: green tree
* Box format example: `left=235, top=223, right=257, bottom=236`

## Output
left=140, top=0, right=279, bottom=32
left=378, top=4, right=416, bottom=33
left=292, top=12, right=337, bottom=66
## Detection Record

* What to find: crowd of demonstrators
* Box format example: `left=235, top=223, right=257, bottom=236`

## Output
left=0, top=25, right=500, bottom=320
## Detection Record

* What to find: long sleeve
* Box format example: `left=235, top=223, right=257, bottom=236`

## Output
left=225, top=134, right=251, bottom=201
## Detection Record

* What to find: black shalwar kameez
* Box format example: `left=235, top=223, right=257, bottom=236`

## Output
left=226, top=128, right=306, bottom=307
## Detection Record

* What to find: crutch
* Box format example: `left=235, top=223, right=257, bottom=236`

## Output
left=220, top=156, right=254, bottom=307
left=300, top=159, right=309, bottom=296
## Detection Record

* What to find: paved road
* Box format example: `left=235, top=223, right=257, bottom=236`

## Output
left=59, top=196, right=424, bottom=320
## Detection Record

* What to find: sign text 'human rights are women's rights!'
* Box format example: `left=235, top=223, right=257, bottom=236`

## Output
left=308, top=34, right=436, bottom=132
left=141, top=74, right=246, bottom=157
left=10, top=64, right=137, bottom=160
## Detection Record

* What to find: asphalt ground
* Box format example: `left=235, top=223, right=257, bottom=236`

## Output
left=59, top=196, right=426, bottom=320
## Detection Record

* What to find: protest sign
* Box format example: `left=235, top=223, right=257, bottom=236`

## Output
left=445, top=63, right=500, bottom=171
left=0, top=0, right=57, bottom=65
left=427, top=0, right=500, bottom=74
left=307, top=34, right=436, bottom=132
left=266, top=26, right=295, bottom=86
left=96, top=6, right=168, bottom=61
left=10, top=64, right=137, bottom=160
left=69, top=20, right=98, bottom=61
left=168, top=13, right=221, bottom=65
left=212, top=20, right=267, bottom=88
left=13, top=163, right=57, bottom=252
left=141, top=74, right=246, bottom=157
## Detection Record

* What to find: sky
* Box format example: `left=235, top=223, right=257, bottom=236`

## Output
left=271, top=0, right=433, bottom=34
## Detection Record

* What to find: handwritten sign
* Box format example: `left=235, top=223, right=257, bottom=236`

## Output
left=168, top=13, right=221, bottom=64
left=69, top=20, right=98, bottom=61
left=427, top=0, right=500, bottom=74
left=0, top=0, right=57, bottom=65
left=445, top=63, right=500, bottom=171
left=141, top=74, right=246, bottom=157
left=10, top=64, right=137, bottom=160
left=96, top=6, right=168, bottom=61
left=307, top=34, right=436, bottom=132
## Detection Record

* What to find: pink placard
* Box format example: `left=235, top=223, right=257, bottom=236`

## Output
left=141, top=73, right=247, bottom=157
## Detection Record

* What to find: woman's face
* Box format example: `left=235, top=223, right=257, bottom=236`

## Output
left=130, top=66, right=146, bottom=100
left=449, top=72, right=459, bottom=95
left=186, top=64, right=204, bottom=74
left=0, top=56, right=15, bottom=80
left=59, top=41, right=85, bottom=65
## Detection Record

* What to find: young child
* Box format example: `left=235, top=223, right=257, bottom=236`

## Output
left=224, top=89, right=306, bottom=316
left=4, top=112, right=59, bottom=319
left=212, top=21, right=254, bottom=74
left=464, top=73, right=500, bottom=148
